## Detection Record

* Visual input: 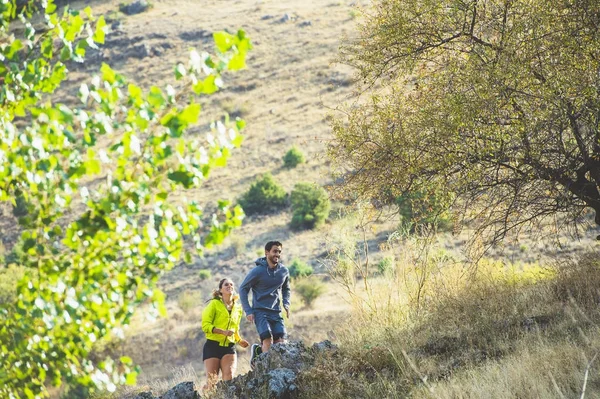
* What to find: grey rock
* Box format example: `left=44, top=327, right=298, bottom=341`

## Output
left=279, top=13, right=293, bottom=23
left=120, top=0, right=150, bottom=16
left=134, top=392, right=155, bottom=399
left=161, top=381, right=200, bottom=399
left=147, top=33, right=168, bottom=40
left=312, top=340, right=337, bottom=352
left=128, top=43, right=151, bottom=59
left=298, top=20, right=312, bottom=27
left=215, top=340, right=338, bottom=398
left=179, top=29, right=212, bottom=42
left=267, top=368, right=297, bottom=399
left=261, top=14, right=274, bottom=20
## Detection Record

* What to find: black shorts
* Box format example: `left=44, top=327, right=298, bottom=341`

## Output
left=203, top=339, right=236, bottom=361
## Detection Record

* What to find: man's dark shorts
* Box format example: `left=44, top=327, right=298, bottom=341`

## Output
left=254, top=309, right=286, bottom=341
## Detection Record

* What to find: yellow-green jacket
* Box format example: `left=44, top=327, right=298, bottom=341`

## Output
left=201, top=296, right=244, bottom=346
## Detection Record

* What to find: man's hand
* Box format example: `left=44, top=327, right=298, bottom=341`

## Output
left=246, top=314, right=254, bottom=323
left=284, top=307, right=290, bottom=319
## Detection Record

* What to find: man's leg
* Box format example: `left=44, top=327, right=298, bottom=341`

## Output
left=261, top=337, right=273, bottom=353
left=270, top=312, right=287, bottom=345
left=250, top=311, right=271, bottom=368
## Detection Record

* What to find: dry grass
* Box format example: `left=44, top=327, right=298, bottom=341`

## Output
left=294, top=252, right=600, bottom=399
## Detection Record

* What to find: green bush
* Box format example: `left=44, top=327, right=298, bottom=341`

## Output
left=294, top=276, right=326, bottom=308
left=283, top=146, right=305, bottom=168
left=377, top=257, right=394, bottom=275
left=396, top=189, right=452, bottom=232
left=289, top=258, right=313, bottom=279
left=290, top=183, right=331, bottom=230
left=239, top=173, right=288, bottom=215
left=198, top=269, right=212, bottom=280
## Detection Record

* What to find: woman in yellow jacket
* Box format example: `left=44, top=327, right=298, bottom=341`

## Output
left=201, top=278, right=249, bottom=389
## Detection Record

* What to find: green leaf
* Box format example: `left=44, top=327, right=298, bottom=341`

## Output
left=179, top=103, right=201, bottom=125
left=213, top=31, right=235, bottom=53
left=5, top=39, right=23, bottom=59
left=120, top=356, right=133, bottom=365
left=94, top=15, right=106, bottom=44
left=192, top=75, right=219, bottom=95
left=65, top=14, right=84, bottom=42
left=148, top=86, right=165, bottom=108
left=101, top=63, right=116, bottom=84
left=174, top=63, right=186, bottom=80
left=42, top=37, right=53, bottom=59
left=128, top=84, right=143, bottom=106
left=46, top=0, right=57, bottom=13
left=167, top=170, right=194, bottom=188
left=60, top=44, right=73, bottom=61
left=228, top=52, right=246, bottom=71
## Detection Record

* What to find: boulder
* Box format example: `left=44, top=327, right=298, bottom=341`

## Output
left=161, top=381, right=200, bottom=399
left=215, top=340, right=338, bottom=399
left=120, top=0, right=150, bottom=16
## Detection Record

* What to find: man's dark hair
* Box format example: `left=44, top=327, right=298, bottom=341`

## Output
left=265, top=241, right=283, bottom=251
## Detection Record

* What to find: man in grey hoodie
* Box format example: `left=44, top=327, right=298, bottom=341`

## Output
left=239, top=240, right=291, bottom=366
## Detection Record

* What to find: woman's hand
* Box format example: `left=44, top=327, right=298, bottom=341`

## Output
left=238, top=339, right=249, bottom=348
left=213, top=328, right=235, bottom=337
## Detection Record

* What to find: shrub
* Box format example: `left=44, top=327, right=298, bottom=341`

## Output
left=198, top=269, right=212, bottom=280
left=377, top=257, right=394, bottom=275
left=294, top=276, right=326, bottom=308
left=396, top=189, right=453, bottom=232
left=239, top=173, right=287, bottom=215
left=289, top=258, right=313, bottom=279
left=290, top=183, right=331, bottom=230
left=283, top=146, right=305, bottom=168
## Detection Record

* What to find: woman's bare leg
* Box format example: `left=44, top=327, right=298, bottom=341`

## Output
left=203, top=358, right=220, bottom=390
left=220, top=354, right=237, bottom=381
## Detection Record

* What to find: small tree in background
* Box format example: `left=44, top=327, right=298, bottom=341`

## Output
left=198, top=269, right=212, bottom=281
left=288, top=258, right=313, bottom=279
left=294, top=276, right=326, bottom=308
left=239, top=173, right=287, bottom=215
left=283, top=146, right=305, bottom=168
left=377, top=257, right=394, bottom=275
left=290, top=183, right=331, bottom=230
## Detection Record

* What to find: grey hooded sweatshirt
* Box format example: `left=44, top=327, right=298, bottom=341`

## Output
left=239, top=257, right=291, bottom=315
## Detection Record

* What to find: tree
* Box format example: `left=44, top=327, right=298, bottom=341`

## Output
left=330, top=0, right=600, bottom=242
left=0, top=1, right=251, bottom=397
left=290, top=183, right=331, bottom=230
left=238, top=173, right=287, bottom=215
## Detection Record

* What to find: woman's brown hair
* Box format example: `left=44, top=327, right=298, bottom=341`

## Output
left=212, top=278, right=231, bottom=299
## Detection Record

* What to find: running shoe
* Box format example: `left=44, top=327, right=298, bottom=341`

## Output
left=249, top=343, right=262, bottom=369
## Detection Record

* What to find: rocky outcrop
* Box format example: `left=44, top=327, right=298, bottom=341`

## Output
left=133, top=381, right=199, bottom=399
left=132, top=340, right=338, bottom=399
left=216, top=340, right=338, bottom=399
